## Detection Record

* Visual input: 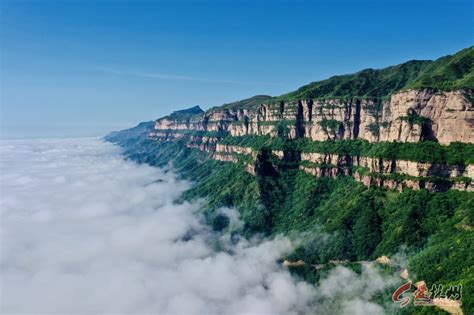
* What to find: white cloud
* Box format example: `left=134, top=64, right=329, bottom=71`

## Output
left=314, top=265, right=397, bottom=314
left=0, top=138, right=394, bottom=314
left=0, top=138, right=315, bottom=314
left=101, top=68, right=283, bottom=86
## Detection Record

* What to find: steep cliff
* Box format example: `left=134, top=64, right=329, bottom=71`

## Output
left=106, top=47, right=474, bottom=314
left=152, top=89, right=473, bottom=144
left=147, top=47, right=474, bottom=192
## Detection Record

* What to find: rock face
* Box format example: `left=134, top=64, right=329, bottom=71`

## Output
left=150, top=88, right=474, bottom=192
left=299, top=153, right=473, bottom=192
left=380, top=90, right=474, bottom=144
left=154, top=89, right=473, bottom=145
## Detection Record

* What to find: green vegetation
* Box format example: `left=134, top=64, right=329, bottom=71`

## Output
left=367, top=122, right=380, bottom=136
left=219, top=135, right=474, bottom=166
left=162, top=129, right=229, bottom=138
left=106, top=46, right=474, bottom=314
left=277, top=60, right=432, bottom=100
left=104, top=121, right=154, bottom=145
left=399, top=115, right=431, bottom=126
left=207, top=95, right=272, bottom=112
left=164, top=105, right=204, bottom=121
left=319, top=119, right=341, bottom=135
left=220, top=134, right=277, bottom=150
left=400, top=116, right=430, bottom=125
left=108, top=130, right=474, bottom=314
left=406, top=47, right=474, bottom=91
left=299, top=139, right=474, bottom=166
left=300, top=160, right=335, bottom=169
left=147, top=48, right=473, bottom=130
left=363, top=99, right=384, bottom=113
left=353, top=166, right=470, bottom=188
left=152, top=48, right=473, bottom=121
left=380, top=121, right=390, bottom=128
left=275, top=46, right=473, bottom=101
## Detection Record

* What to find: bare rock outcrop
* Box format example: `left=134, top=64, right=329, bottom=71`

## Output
left=150, top=88, right=473, bottom=191
left=380, top=89, right=474, bottom=144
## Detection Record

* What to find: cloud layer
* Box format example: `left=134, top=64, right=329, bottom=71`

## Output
left=0, top=138, right=394, bottom=314
left=0, top=138, right=317, bottom=314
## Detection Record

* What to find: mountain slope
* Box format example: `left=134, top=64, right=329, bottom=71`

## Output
left=105, top=46, right=474, bottom=314
left=104, top=121, right=154, bottom=145
left=213, top=95, right=272, bottom=111
left=277, top=46, right=473, bottom=101
left=407, top=46, right=474, bottom=90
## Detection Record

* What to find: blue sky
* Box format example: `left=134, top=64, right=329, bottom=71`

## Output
left=1, top=0, right=473, bottom=138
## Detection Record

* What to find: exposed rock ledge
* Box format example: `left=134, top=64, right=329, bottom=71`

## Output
left=153, top=89, right=474, bottom=145
left=150, top=129, right=473, bottom=192
left=148, top=87, right=473, bottom=192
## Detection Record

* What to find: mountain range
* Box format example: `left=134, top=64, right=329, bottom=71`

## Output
left=106, top=46, right=474, bottom=314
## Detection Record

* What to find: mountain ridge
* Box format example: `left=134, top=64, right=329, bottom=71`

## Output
left=168, top=46, right=473, bottom=115
left=105, top=46, right=474, bottom=314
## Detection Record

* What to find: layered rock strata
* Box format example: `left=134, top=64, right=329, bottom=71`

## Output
left=154, top=89, right=474, bottom=145
left=149, top=88, right=474, bottom=192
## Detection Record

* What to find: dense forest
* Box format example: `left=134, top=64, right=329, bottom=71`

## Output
left=105, top=46, right=474, bottom=314
left=105, top=130, right=473, bottom=314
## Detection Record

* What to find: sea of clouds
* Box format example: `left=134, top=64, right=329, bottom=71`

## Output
left=0, top=138, right=393, bottom=314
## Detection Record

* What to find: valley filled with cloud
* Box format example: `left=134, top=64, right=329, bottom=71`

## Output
left=0, top=138, right=392, bottom=314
